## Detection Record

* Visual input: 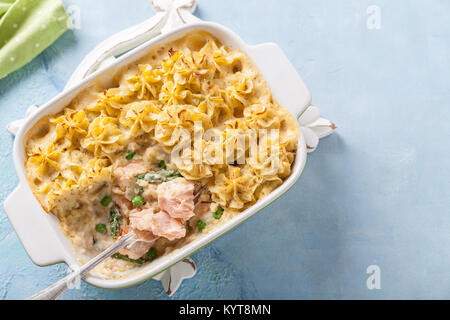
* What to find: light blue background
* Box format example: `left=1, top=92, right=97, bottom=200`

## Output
left=1, top=0, right=449, bottom=299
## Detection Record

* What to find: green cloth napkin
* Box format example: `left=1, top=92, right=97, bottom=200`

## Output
left=0, top=0, right=71, bottom=79
left=0, top=1, right=15, bottom=19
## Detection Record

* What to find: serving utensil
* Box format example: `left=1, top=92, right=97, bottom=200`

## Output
left=27, top=186, right=206, bottom=300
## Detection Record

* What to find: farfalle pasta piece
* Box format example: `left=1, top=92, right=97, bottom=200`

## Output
left=80, top=116, right=123, bottom=155
left=119, top=100, right=161, bottom=136
left=27, top=143, right=61, bottom=180
left=127, top=64, right=163, bottom=100
left=159, top=80, right=184, bottom=106
left=244, top=103, right=281, bottom=129
left=209, top=166, right=261, bottom=209
left=50, top=109, right=89, bottom=143
left=197, top=92, right=232, bottom=124
left=87, top=87, right=135, bottom=117
left=175, top=161, right=213, bottom=180
left=222, top=74, right=255, bottom=111
left=154, top=104, right=213, bottom=147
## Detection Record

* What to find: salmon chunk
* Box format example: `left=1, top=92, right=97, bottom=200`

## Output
left=119, top=241, right=153, bottom=260
left=117, top=205, right=158, bottom=259
left=151, top=210, right=186, bottom=241
left=114, top=161, right=147, bottom=188
left=118, top=228, right=157, bottom=260
left=156, top=178, right=195, bottom=222
left=129, top=207, right=154, bottom=231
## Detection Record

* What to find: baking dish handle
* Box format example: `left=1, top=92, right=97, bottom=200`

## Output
left=248, top=43, right=336, bottom=152
left=65, top=0, right=200, bottom=89
left=3, top=183, right=66, bottom=266
left=248, top=42, right=312, bottom=119
left=298, top=105, right=336, bottom=153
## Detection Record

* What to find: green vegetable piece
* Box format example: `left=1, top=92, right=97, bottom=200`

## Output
left=197, top=220, right=207, bottom=231
left=213, top=206, right=224, bottom=219
left=144, top=247, right=158, bottom=261
left=95, top=224, right=107, bottom=234
left=100, top=195, right=112, bottom=207
left=132, top=195, right=144, bottom=207
left=109, top=205, right=122, bottom=239
left=126, top=151, right=136, bottom=160
left=111, top=253, right=145, bottom=265
left=136, top=169, right=182, bottom=183
left=158, top=160, right=167, bottom=169
left=112, top=247, right=158, bottom=265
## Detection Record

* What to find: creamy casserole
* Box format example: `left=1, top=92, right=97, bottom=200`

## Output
left=24, top=31, right=299, bottom=278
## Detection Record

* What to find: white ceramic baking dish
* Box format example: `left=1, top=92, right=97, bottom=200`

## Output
left=3, top=2, right=334, bottom=291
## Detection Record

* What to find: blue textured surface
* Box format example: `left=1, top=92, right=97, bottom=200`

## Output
left=1, top=0, right=450, bottom=299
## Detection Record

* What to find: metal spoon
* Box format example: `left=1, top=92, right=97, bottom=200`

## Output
left=26, top=185, right=207, bottom=300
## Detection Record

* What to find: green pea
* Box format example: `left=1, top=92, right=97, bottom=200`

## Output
left=158, top=160, right=167, bottom=169
left=197, top=220, right=207, bottom=231
left=213, top=206, right=224, bottom=219
left=126, top=151, right=136, bottom=160
left=95, top=224, right=107, bottom=234
left=132, top=195, right=144, bottom=207
left=100, top=195, right=112, bottom=207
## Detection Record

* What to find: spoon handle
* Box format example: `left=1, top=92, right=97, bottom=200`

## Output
left=26, top=232, right=137, bottom=300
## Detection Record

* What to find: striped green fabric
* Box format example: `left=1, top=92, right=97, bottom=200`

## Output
left=0, top=0, right=71, bottom=79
